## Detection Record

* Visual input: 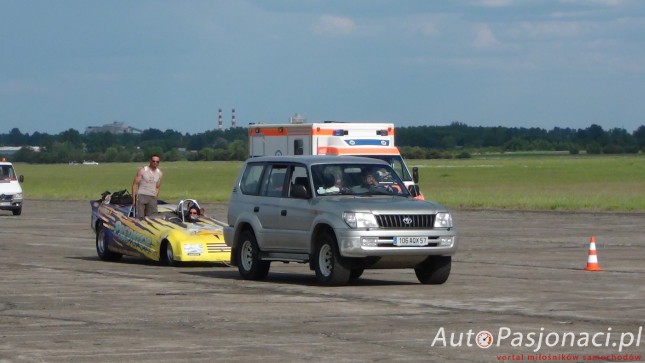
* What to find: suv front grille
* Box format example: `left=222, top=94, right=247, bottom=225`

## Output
left=375, top=214, right=435, bottom=229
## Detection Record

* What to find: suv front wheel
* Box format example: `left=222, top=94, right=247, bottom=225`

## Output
left=414, top=255, right=451, bottom=284
left=313, top=232, right=350, bottom=286
left=237, top=229, right=270, bottom=280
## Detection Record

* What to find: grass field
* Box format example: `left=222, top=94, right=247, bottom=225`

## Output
left=12, top=154, right=645, bottom=212
left=410, top=153, right=644, bottom=211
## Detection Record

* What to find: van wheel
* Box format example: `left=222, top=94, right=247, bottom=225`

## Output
left=313, top=233, right=350, bottom=286
left=414, top=256, right=451, bottom=284
left=96, top=226, right=122, bottom=262
left=237, top=230, right=270, bottom=280
left=12, top=207, right=21, bottom=216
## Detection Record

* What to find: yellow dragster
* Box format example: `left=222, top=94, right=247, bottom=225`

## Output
left=90, top=191, right=230, bottom=265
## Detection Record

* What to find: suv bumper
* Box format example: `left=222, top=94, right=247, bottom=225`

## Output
left=223, top=226, right=234, bottom=247
left=336, top=228, right=457, bottom=258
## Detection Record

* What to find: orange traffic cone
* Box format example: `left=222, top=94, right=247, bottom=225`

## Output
left=584, top=236, right=602, bottom=271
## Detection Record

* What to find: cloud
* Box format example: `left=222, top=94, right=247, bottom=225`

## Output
left=473, top=0, right=514, bottom=7
left=517, top=21, right=583, bottom=38
left=0, top=80, right=48, bottom=95
left=312, top=15, right=355, bottom=35
left=420, top=21, right=439, bottom=36
left=560, top=0, right=624, bottom=6
left=79, top=73, right=121, bottom=82
left=473, top=24, right=501, bottom=48
left=448, top=56, right=539, bottom=72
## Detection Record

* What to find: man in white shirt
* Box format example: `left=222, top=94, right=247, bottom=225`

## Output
left=131, top=154, right=163, bottom=217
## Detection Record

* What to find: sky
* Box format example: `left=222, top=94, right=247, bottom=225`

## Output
left=2, top=0, right=645, bottom=135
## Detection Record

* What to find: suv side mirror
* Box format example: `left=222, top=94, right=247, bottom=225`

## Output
left=408, top=184, right=420, bottom=198
left=412, top=167, right=419, bottom=184
left=291, top=184, right=310, bottom=199
left=18, top=175, right=24, bottom=183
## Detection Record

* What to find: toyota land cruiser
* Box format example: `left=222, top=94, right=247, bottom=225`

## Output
left=224, top=155, right=457, bottom=285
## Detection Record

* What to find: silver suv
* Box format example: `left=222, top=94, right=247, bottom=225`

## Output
left=224, top=156, right=457, bottom=285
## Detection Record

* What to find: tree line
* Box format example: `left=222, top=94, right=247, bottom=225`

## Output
left=1, top=123, right=644, bottom=163
left=397, top=122, right=645, bottom=159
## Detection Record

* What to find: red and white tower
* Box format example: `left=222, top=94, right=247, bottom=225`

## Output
left=231, top=108, right=236, bottom=128
left=218, top=109, right=223, bottom=130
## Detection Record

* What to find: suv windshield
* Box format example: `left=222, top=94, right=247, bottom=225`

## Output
left=362, top=155, right=412, bottom=182
left=311, top=163, right=410, bottom=197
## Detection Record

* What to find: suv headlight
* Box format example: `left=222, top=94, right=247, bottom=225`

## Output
left=343, top=212, right=379, bottom=229
left=14, top=193, right=23, bottom=200
left=434, top=212, right=453, bottom=228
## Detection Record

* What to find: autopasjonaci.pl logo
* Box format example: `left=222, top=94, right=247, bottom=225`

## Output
left=431, top=326, right=642, bottom=353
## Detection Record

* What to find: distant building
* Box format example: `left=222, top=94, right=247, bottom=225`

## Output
left=85, top=121, right=142, bottom=135
left=289, top=113, right=306, bottom=124
left=0, top=146, right=40, bottom=155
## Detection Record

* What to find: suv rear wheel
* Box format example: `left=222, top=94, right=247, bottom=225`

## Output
left=414, top=255, right=451, bottom=284
left=313, top=232, right=350, bottom=286
left=237, top=229, right=270, bottom=280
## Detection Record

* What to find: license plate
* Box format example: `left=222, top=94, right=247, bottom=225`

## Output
left=393, top=236, right=428, bottom=246
left=0, top=202, right=10, bottom=206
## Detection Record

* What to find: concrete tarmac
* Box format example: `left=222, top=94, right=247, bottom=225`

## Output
left=0, top=200, right=643, bottom=362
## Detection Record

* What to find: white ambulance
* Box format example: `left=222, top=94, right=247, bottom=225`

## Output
left=0, top=158, right=24, bottom=216
left=248, top=121, right=423, bottom=198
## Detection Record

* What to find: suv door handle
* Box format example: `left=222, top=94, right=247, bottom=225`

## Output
left=281, top=210, right=287, bottom=216
left=254, top=206, right=260, bottom=212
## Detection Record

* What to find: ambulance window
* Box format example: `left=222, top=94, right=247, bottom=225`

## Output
left=294, top=139, right=303, bottom=155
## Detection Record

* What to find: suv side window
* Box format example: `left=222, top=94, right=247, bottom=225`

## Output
left=261, top=165, right=287, bottom=197
left=240, top=163, right=265, bottom=195
left=288, top=165, right=309, bottom=197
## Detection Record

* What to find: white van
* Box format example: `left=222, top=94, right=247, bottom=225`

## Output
left=0, top=158, right=24, bottom=216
